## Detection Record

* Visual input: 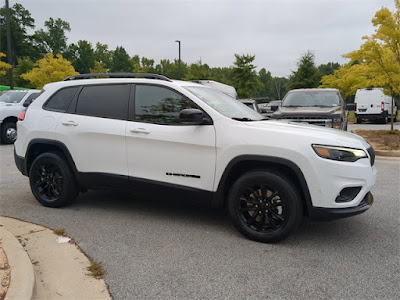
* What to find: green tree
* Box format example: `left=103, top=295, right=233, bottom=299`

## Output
left=286, top=50, right=320, bottom=90
left=14, top=56, right=35, bottom=88
left=66, top=40, right=95, bottom=74
left=232, top=54, right=261, bottom=98
left=254, top=68, right=273, bottom=98
left=0, top=3, right=39, bottom=62
left=34, top=18, right=71, bottom=54
left=155, top=59, right=187, bottom=79
left=21, top=53, right=78, bottom=89
left=184, top=60, right=211, bottom=80
left=110, top=46, right=132, bottom=72
left=318, top=62, right=341, bottom=76
left=94, top=42, right=112, bottom=70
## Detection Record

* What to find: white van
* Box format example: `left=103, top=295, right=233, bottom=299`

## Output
left=190, top=80, right=238, bottom=99
left=354, top=88, right=398, bottom=124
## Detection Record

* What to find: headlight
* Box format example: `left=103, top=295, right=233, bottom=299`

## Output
left=332, top=117, right=342, bottom=129
left=312, top=144, right=368, bottom=162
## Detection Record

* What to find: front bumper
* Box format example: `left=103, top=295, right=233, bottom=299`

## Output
left=14, top=147, right=28, bottom=176
left=309, top=192, right=373, bottom=221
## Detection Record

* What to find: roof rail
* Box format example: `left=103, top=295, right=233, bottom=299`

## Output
left=63, top=73, right=172, bottom=82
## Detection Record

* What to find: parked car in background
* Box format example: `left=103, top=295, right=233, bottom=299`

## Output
left=190, top=80, right=238, bottom=99
left=260, top=100, right=282, bottom=118
left=354, top=88, right=398, bottom=124
left=239, top=99, right=262, bottom=114
left=271, top=88, right=348, bottom=130
left=0, top=89, right=41, bottom=144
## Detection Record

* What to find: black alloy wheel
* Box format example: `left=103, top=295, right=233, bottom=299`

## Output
left=228, top=171, right=303, bottom=243
left=29, top=152, right=79, bottom=207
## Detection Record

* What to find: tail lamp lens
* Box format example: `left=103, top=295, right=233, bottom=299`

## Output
left=18, top=110, right=26, bottom=121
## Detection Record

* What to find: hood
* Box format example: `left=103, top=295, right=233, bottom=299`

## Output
left=273, top=106, right=342, bottom=117
left=243, top=120, right=369, bottom=149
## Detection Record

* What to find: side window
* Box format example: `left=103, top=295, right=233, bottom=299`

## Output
left=135, top=85, right=197, bottom=124
left=44, top=87, right=79, bottom=112
left=76, top=84, right=129, bottom=120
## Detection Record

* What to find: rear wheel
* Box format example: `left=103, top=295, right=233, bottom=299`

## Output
left=29, top=152, right=79, bottom=207
left=228, top=171, right=303, bottom=243
left=1, top=122, right=17, bottom=144
left=381, top=116, right=388, bottom=124
left=356, top=118, right=362, bottom=124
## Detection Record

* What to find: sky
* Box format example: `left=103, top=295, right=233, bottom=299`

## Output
left=15, top=0, right=396, bottom=77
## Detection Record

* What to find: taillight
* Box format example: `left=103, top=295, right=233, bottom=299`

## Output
left=18, top=110, right=26, bottom=121
left=381, top=101, right=384, bottom=111
left=354, top=102, right=357, bottom=111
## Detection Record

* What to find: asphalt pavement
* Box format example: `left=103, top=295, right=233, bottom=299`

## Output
left=0, top=144, right=399, bottom=299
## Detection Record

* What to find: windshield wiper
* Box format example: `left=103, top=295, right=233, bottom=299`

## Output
left=232, top=117, right=255, bottom=121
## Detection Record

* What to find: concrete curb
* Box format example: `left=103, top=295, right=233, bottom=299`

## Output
left=0, top=226, right=35, bottom=300
left=375, top=150, right=400, bottom=157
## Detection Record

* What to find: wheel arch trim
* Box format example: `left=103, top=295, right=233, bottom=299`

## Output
left=213, top=155, right=313, bottom=214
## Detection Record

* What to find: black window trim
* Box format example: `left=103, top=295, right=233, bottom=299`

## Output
left=129, top=83, right=213, bottom=126
left=70, top=83, right=132, bottom=121
left=42, top=86, right=81, bottom=113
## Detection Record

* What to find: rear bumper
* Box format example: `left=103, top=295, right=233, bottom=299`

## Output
left=14, top=147, right=28, bottom=176
left=355, top=111, right=387, bottom=119
left=309, top=192, right=373, bottom=221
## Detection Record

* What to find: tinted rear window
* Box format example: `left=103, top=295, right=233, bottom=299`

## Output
left=44, top=87, right=79, bottom=112
left=76, top=84, right=129, bottom=120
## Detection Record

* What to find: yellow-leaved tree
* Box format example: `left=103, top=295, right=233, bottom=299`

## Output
left=0, top=52, right=12, bottom=76
left=21, top=53, right=78, bottom=89
left=321, top=0, right=400, bottom=129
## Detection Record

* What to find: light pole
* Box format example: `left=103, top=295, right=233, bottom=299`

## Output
left=5, top=0, right=14, bottom=89
left=175, top=40, right=181, bottom=79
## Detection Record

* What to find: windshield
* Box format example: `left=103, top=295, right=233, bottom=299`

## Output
left=283, top=91, right=340, bottom=107
left=185, top=86, right=263, bottom=121
left=0, top=91, right=28, bottom=103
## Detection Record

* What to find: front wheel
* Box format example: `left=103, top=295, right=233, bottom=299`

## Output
left=228, top=171, right=303, bottom=243
left=29, top=152, right=79, bottom=208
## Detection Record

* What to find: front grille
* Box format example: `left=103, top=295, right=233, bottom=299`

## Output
left=283, top=116, right=332, bottom=127
left=367, top=146, right=375, bottom=166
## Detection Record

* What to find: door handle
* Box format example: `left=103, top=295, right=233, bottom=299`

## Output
left=130, top=128, right=150, bottom=134
left=61, top=121, right=78, bottom=126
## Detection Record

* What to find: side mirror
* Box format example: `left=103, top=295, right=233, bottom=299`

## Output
left=179, top=109, right=211, bottom=125
left=271, top=105, right=279, bottom=112
left=345, top=103, right=355, bottom=111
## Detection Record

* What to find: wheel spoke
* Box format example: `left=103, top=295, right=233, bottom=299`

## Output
left=265, top=212, right=278, bottom=229
left=256, top=212, right=265, bottom=231
left=267, top=191, right=279, bottom=201
left=240, top=206, right=257, bottom=212
left=269, top=209, right=285, bottom=221
left=247, top=210, right=259, bottom=226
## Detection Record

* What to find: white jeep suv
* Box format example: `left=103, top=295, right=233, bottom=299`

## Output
left=14, top=73, right=376, bottom=243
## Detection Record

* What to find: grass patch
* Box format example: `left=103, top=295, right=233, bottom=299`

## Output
left=87, top=259, right=105, bottom=279
left=353, top=129, right=400, bottom=150
left=53, top=228, right=66, bottom=236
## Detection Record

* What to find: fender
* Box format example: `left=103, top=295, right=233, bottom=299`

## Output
left=212, top=155, right=313, bottom=215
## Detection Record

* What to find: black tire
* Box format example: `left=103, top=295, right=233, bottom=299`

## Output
left=381, top=116, right=388, bottom=124
left=228, top=171, right=303, bottom=243
left=1, top=122, right=17, bottom=144
left=356, top=118, right=362, bottom=124
left=29, top=152, right=79, bottom=208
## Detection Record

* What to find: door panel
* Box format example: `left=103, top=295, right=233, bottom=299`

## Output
left=126, top=123, right=216, bottom=191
